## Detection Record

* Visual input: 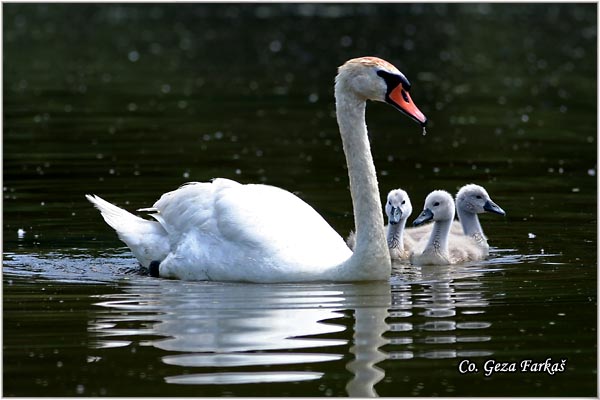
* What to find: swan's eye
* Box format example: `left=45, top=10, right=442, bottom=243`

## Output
left=401, top=200, right=406, bottom=205
left=388, top=200, right=392, bottom=205
left=401, top=89, right=410, bottom=103
left=433, top=201, right=440, bottom=207
left=476, top=195, right=483, bottom=199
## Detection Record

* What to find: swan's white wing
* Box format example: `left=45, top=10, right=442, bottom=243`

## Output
left=150, top=178, right=352, bottom=281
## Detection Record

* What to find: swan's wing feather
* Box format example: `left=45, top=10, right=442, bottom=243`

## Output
left=149, top=179, right=237, bottom=242
left=149, top=179, right=351, bottom=278
left=214, top=182, right=350, bottom=263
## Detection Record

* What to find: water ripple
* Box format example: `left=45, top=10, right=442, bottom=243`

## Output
left=165, top=371, right=324, bottom=385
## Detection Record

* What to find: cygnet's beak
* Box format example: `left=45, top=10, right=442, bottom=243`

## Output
left=389, top=206, right=402, bottom=225
left=388, top=85, right=428, bottom=128
left=483, top=200, right=506, bottom=216
left=413, top=208, right=434, bottom=226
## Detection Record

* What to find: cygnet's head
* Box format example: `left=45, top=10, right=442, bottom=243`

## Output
left=385, top=189, right=413, bottom=225
left=336, top=57, right=427, bottom=127
left=413, top=190, right=455, bottom=226
left=456, top=184, right=506, bottom=216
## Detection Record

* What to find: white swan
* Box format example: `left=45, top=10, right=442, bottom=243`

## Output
left=455, top=183, right=505, bottom=254
left=410, top=190, right=484, bottom=266
left=87, top=56, right=427, bottom=283
left=347, top=189, right=414, bottom=260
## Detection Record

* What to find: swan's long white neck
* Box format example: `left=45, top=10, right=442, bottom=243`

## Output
left=387, top=221, right=406, bottom=251
left=424, top=219, right=452, bottom=258
left=334, top=86, right=390, bottom=279
left=457, top=208, right=486, bottom=244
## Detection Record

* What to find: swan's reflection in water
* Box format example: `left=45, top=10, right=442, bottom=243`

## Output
left=90, top=262, right=498, bottom=396
left=91, top=281, right=370, bottom=386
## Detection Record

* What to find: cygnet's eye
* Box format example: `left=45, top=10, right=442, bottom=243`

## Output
left=388, top=200, right=392, bottom=205
left=476, top=195, right=483, bottom=199
left=401, top=200, right=406, bottom=205
left=433, top=201, right=440, bottom=207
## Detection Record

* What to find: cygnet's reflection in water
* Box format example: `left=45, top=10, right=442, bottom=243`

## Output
left=389, top=262, right=493, bottom=363
left=89, top=263, right=494, bottom=396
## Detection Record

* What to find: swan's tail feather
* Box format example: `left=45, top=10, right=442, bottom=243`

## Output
left=86, top=194, right=170, bottom=267
left=86, top=194, right=137, bottom=231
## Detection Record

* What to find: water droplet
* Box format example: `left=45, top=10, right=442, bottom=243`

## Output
left=76, top=384, right=85, bottom=395
left=269, top=40, right=282, bottom=53
left=422, top=126, right=427, bottom=136
left=340, top=35, right=353, bottom=47
left=128, top=50, right=140, bottom=62
left=528, top=232, right=536, bottom=239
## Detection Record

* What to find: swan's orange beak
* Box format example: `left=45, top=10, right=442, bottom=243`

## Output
left=388, top=85, right=427, bottom=127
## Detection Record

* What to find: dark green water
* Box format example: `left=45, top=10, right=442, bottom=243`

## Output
left=3, top=4, right=597, bottom=397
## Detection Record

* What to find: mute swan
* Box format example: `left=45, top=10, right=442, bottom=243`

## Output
left=347, top=189, right=414, bottom=260
left=410, top=190, right=483, bottom=266
left=87, top=56, right=427, bottom=283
